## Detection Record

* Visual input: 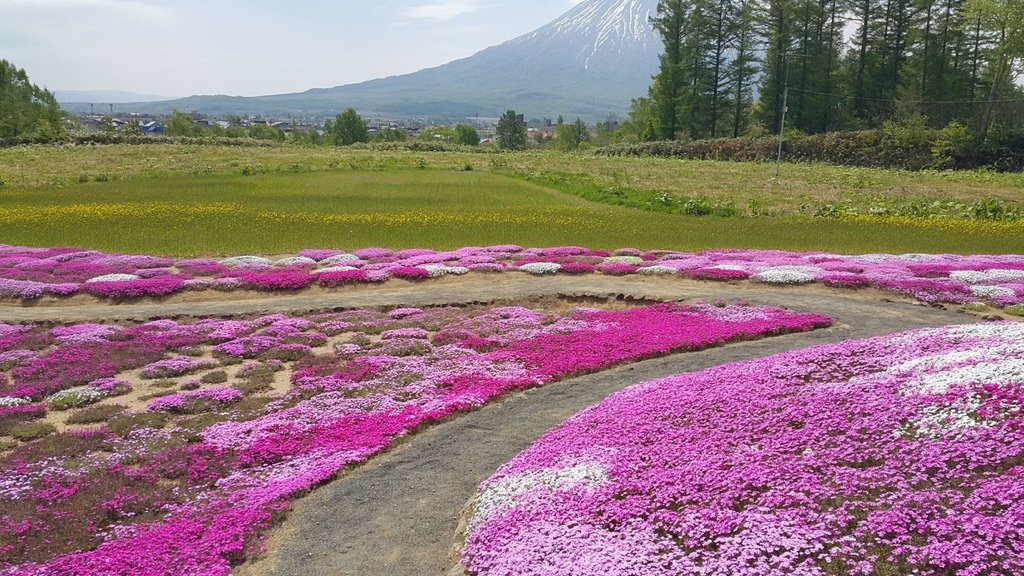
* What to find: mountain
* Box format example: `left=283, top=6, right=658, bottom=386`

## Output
left=55, top=90, right=175, bottom=104
left=63, top=0, right=661, bottom=121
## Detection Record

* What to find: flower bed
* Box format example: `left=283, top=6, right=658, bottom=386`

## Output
left=0, top=302, right=829, bottom=575
left=2, top=244, right=1024, bottom=308
left=463, top=323, right=1024, bottom=576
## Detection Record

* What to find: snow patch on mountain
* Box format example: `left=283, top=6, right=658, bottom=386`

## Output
left=509, top=0, right=659, bottom=70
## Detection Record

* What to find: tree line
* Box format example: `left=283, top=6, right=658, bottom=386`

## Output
left=0, top=60, right=65, bottom=141
left=630, top=0, right=1024, bottom=142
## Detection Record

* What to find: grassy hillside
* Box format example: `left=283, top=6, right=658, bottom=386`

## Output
left=1, top=162, right=1021, bottom=256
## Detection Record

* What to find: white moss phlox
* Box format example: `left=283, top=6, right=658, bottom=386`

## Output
left=471, top=462, right=609, bottom=529
left=86, top=274, right=141, bottom=284
left=604, top=256, right=644, bottom=265
left=519, top=263, right=562, bottom=275
left=274, top=257, right=318, bottom=267
left=219, top=256, right=272, bottom=268
left=754, top=266, right=822, bottom=284
left=319, top=254, right=362, bottom=266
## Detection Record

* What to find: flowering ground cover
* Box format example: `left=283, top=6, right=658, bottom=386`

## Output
left=2, top=244, right=1024, bottom=310
left=462, top=322, right=1024, bottom=576
left=0, top=301, right=829, bottom=575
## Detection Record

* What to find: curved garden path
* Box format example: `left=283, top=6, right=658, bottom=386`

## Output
left=0, top=276, right=983, bottom=575
left=0, top=274, right=957, bottom=323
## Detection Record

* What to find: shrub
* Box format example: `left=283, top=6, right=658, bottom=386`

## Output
left=880, top=114, right=933, bottom=170
left=931, top=121, right=972, bottom=169
left=200, top=370, right=229, bottom=384
left=66, top=404, right=128, bottom=425
left=10, top=421, right=56, bottom=441
left=1006, top=304, right=1024, bottom=317
left=0, top=438, right=15, bottom=451
left=234, top=379, right=273, bottom=396
left=0, top=403, right=47, bottom=434
left=107, top=411, right=169, bottom=437
left=595, top=126, right=1020, bottom=172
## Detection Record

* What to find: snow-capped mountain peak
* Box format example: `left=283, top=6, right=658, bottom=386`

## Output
left=93, top=0, right=664, bottom=120
left=509, top=0, right=659, bottom=70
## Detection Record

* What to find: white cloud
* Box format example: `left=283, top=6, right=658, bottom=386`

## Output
left=400, top=1, right=485, bottom=22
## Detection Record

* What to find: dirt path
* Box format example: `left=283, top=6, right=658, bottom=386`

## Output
left=0, top=274, right=928, bottom=323
left=0, top=276, right=981, bottom=575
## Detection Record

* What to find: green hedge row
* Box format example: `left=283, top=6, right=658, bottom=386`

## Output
left=596, top=128, right=1024, bottom=172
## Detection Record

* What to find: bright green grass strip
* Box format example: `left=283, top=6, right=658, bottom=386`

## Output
left=1, top=169, right=1022, bottom=256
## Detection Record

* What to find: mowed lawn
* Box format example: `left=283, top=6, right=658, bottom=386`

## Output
left=1, top=167, right=1022, bottom=256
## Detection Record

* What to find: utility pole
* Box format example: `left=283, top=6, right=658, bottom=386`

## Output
left=775, top=53, right=810, bottom=179
left=775, top=54, right=791, bottom=179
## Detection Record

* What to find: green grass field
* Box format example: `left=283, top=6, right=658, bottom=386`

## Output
left=0, top=144, right=1022, bottom=256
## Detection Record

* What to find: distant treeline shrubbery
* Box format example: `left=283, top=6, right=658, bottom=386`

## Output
left=0, top=133, right=278, bottom=148
left=599, top=122, right=1024, bottom=172
left=348, top=141, right=499, bottom=153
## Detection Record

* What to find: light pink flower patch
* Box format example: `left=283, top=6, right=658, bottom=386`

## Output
left=464, top=323, right=1024, bottom=576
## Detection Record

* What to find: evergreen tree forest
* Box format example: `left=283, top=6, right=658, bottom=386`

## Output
left=635, top=0, right=1024, bottom=141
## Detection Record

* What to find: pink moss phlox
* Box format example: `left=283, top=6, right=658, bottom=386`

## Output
left=389, top=266, right=431, bottom=281
left=235, top=270, right=315, bottom=291
left=148, top=387, right=244, bottom=412
left=84, top=277, right=186, bottom=299
left=463, top=323, right=1024, bottom=576
left=596, top=262, right=638, bottom=276
left=213, top=336, right=283, bottom=358
left=316, top=270, right=370, bottom=287
left=819, top=272, right=872, bottom=288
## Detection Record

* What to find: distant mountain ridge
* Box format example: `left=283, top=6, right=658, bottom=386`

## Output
left=55, top=90, right=175, bottom=104
left=61, top=0, right=661, bottom=120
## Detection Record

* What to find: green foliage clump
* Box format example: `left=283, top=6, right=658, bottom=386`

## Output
left=554, top=118, right=591, bottom=151
left=596, top=122, right=1018, bottom=173
left=107, top=412, right=169, bottom=437
left=454, top=124, right=480, bottom=146
left=166, top=112, right=203, bottom=138
left=0, top=60, right=66, bottom=140
left=201, top=370, right=229, bottom=384
left=67, top=404, right=128, bottom=426
left=497, top=110, right=527, bottom=150
left=9, top=422, right=56, bottom=442
left=246, top=123, right=286, bottom=142
left=375, top=127, right=407, bottom=143
left=1006, top=305, right=1024, bottom=317
left=329, top=108, right=370, bottom=146
left=931, top=122, right=973, bottom=169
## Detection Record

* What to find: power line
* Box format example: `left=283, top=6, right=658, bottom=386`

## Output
left=788, top=87, right=1024, bottom=105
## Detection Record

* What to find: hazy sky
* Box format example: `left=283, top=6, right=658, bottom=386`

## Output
left=0, top=0, right=586, bottom=97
